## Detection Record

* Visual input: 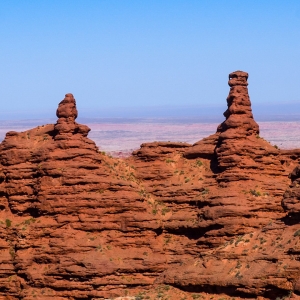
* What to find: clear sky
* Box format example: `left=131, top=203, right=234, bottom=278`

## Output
left=1, top=1, right=300, bottom=119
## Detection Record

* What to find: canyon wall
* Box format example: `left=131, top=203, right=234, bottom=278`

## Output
left=0, top=72, right=300, bottom=299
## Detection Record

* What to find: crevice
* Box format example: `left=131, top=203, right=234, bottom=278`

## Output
left=209, top=156, right=221, bottom=174
left=169, top=283, right=256, bottom=297
left=153, top=228, right=163, bottom=236
left=165, top=224, right=224, bottom=240
left=22, top=207, right=41, bottom=218
left=281, top=214, right=300, bottom=225
left=169, top=283, right=292, bottom=298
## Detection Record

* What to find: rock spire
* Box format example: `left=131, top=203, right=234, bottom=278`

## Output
left=56, top=93, right=78, bottom=120
left=54, top=93, right=90, bottom=139
left=217, top=71, right=259, bottom=138
left=214, top=70, right=287, bottom=183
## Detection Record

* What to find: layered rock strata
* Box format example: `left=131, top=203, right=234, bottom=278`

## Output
left=282, top=165, right=300, bottom=218
left=0, top=74, right=300, bottom=299
left=216, top=71, right=287, bottom=180
left=0, top=95, right=165, bottom=299
left=181, top=71, right=298, bottom=250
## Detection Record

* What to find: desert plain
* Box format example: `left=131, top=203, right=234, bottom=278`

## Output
left=1, top=119, right=300, bottom=157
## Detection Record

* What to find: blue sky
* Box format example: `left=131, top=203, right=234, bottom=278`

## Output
left=1, top=1, right=300, bottom=119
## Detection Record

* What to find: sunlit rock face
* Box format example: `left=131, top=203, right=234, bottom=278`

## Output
left=215, top=71, right=286, bottom=184
left=0, top=72, right=300, bottom=299
left=55, top=93, right=90, bottom=139
left=218, top=70, right=259, bottom=138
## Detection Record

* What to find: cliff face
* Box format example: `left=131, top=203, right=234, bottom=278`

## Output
left=1, top=74, right=300, bottom=300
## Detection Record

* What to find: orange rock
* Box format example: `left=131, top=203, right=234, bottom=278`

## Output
left=1, top=72, right=300, bottom=299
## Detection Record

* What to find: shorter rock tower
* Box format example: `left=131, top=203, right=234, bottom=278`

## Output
left=54, top=93, right=90, bottom=140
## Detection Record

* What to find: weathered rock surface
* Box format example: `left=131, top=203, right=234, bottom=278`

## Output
left=0, top=75, right=300, bottom=299
left=282, top=163, right=300, bottom=219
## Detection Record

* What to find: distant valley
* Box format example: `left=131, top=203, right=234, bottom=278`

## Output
left=1, top=118, right=300, bottom=156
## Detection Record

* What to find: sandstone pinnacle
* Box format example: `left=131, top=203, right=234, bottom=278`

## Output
left=56, top=93, right=78, bottom=120
left=54, top=93, right=90, bottom=139
left=217, top=70, right=259, bottom=138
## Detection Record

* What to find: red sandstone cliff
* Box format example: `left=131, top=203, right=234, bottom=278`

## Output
left=0, top=74, right=300, bottom=299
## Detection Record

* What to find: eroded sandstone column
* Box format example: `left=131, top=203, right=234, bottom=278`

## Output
left=54, top=93, right=90, bottom=139
left=215, top=71, right=284, bottom=181
left=217, top=71, right=259, bottom=138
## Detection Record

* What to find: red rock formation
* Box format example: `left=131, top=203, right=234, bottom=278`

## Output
left=181, top=71, right=297, bottom=251
left=218, top=71, right=259, bottom=137
left=0, top=95, right=167, bottom=299
left=55, top=93, right=90, bottom=139
left=1, top=73, right=300, bottom=299
left=215, top=71, right=285, bottom=179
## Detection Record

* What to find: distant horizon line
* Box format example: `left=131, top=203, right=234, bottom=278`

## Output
left=0, top=101, right=300, bottom=121
left=1, top=115, right=300, bottom=125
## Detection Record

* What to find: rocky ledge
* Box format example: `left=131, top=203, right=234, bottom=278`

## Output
left=1, top=73, right=300, bottom=300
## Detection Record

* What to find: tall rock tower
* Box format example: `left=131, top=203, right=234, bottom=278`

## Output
left=215, top=71, right=286, bottom=184
left=217, top=71, right=259, bottom=138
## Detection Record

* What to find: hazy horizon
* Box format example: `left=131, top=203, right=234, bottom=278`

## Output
left=1, top=117, right=300, bottom=155
left=0, top=101, right=299, bottom=121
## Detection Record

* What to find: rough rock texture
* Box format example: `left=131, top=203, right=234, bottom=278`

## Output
left=55, top=93, right=90, bottom=139
left=180, top=71, right=299, bottom=250
left=282, top=164, right=300, bottom=219
left=216, top=71, right=286, bottom=179
left=1, top=75, right=300, bottom=299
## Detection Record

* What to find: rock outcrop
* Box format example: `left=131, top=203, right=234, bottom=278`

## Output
left=1, top=74, right=300, bottom=299
left=215, top=71, right=287, bottom=180
left=181, top=71, right=298, bottom=250
left=0, top=94, right=166, bottom=299
left=55, top=93, right=90, bottom=140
